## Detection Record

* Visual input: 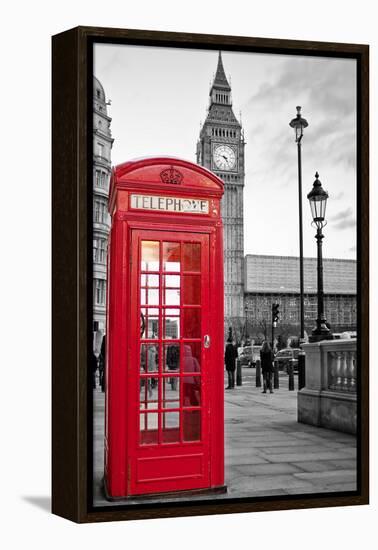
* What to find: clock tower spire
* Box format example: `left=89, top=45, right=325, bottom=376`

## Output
left=197, top=52, right=245, bottom=339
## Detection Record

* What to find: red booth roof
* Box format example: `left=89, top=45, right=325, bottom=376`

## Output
left=110, top=156, right=224, bottom=200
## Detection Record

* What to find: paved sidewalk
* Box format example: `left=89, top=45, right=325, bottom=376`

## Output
left=93, top=367, right=356, bottom=506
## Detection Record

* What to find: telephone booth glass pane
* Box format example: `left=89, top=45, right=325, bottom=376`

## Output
left=141, top=274, right=159, bottom=287
left=141, top=309, right=159, bottom=339
left=183, top=275, right=201, bottom=304
left=183, top=411, right=201, bottom=442
left=140, top=343, right=159, bottom=373
left=163, top=343, right=180, bottom=373
left=164, top=275, right=180, bottom=288
left=182, top=376, right=201, bottom=406
left=141, top=288, right=159, bottom=305
left=182, top=243, right=201, bottom=272
left=162, top=412, right=180, bottom=443
left=140, top=413, right=159, bottom=445
left=162, top=377, right=180, bottom=409
left=183, top=308, right=201, bottom=338
left=163, top=242, right=180, bottom=272
left=139, top=378, right=159, bottom=409
left=182, top=343, right=201, bottom=372
left=164, top=288, right=180, bottom=306
left=141, top=241, right=159, bottom=271
left=163, top=309, right=180, bottom=339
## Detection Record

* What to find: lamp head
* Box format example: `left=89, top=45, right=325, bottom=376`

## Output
left=289, top=106, right=309, bottom=142
left=307, top=172, right=329, bottom=228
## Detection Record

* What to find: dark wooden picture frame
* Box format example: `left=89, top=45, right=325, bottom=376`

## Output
left=52, top=26, right=369, bottom=523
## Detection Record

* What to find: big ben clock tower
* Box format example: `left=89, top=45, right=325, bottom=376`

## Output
left=197, top=52, right=245, bottom=336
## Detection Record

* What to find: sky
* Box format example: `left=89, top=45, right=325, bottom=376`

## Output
left=94, top=44, right=356, bottom=260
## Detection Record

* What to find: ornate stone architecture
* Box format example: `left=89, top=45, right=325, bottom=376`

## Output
left=93, top=76, right=113, bottom=353
left=197, top=52, right=245, bottom=335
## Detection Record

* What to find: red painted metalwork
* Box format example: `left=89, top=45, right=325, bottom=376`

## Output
left=105, top=157, right=224, bottom=498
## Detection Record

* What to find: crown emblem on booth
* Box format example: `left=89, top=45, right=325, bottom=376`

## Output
left=160, top=166, right=183, bottom=185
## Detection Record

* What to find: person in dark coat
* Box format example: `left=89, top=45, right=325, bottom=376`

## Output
left=225, top=337, right=238, bottom=389
left=167, top=344, right=180, bottom=391
left=91, top=352, right=98, bottom=389
left=260, top=340, right=274, bottom=393
left=98, top=335, right=106, bottom=393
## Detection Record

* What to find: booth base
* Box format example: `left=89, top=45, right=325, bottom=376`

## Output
left=103, top=478, right=227, bottom=503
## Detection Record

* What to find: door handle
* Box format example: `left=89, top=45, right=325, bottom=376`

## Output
left=204, top=335, right=211, bottom=348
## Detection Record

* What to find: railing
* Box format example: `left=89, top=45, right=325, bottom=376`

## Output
left=327, top=347, right=357, bottom=393
left=298, top=338, right=357, bottom=434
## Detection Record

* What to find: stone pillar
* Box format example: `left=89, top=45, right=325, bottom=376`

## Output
left=297, top=342, right=322, bottom=426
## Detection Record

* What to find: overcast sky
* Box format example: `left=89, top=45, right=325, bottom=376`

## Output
left=94, top=44, right=356, bottom=260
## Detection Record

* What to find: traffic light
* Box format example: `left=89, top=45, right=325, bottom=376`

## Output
left=272, top=302, right=280, bottom=324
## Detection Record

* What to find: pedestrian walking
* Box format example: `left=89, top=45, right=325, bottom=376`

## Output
left=260, top=340, right=274, bottom=394
left=225, top=337, right=238, bottom=389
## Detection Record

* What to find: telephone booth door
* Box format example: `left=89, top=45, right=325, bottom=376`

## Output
left=128, top=229, right=210, bottom=495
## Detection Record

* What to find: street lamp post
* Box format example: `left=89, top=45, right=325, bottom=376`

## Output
left=307, top=172, right=333, bottom=342
left=244, top=304, right=249, bottom=344
left=289, top=106, right=308, bottom=342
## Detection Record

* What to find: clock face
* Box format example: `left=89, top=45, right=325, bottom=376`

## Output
left=213, top=145, right=237, bottom=171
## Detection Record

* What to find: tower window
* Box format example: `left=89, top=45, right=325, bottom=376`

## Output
left=96, top=89, right=101, bottom=98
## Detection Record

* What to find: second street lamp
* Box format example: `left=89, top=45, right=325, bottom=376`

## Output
left=307, top=172, right=333, bottom=342
left=289, top=106, right=308, bottom=343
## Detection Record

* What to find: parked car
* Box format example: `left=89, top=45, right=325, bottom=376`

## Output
left=238, top=345, right=262, bottom=367
left=274, top=348, right=301, bottom=373
left=238, top=346, right=252, bottom=366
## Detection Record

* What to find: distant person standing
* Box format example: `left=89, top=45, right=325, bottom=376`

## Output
left=260, top=341, right=274, bottom=394
left=92, top=352, right=98, bottom=389
left=99, top=335, right=106, bottom=393
left=225, top=337, right=238, bottom=389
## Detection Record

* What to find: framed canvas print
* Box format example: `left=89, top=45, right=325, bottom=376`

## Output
left=52, top=26, right=369, bottom=523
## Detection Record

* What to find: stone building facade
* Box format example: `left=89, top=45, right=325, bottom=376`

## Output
left=93, top=76, right=113, bottom=353
left=244, top=255, right=357, bottom=340
left=197, top=52, right=245, bottom=333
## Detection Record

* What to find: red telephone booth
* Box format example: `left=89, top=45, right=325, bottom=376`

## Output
left=104, top=157, right=225, bottom=499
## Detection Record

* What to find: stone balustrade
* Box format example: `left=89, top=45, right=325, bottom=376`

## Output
left=327, top=347, right=357, bottom=393
left=297, top=339, right=357, bottom=434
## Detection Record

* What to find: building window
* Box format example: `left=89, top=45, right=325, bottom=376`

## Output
left=93, top=239, right=98, bottom=261
left=95, top=170, right=107, bottom=189
left=94, top=199, right=107, bottom=223
left=94, top=279, right=106, bottom=305
left=93, top=238, right=106, bottom=263
left=99, top=239, right=106, bottom=263
left=97, top=142, right=104, bottom=157
left=96, top=89, right=101, bottom=98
